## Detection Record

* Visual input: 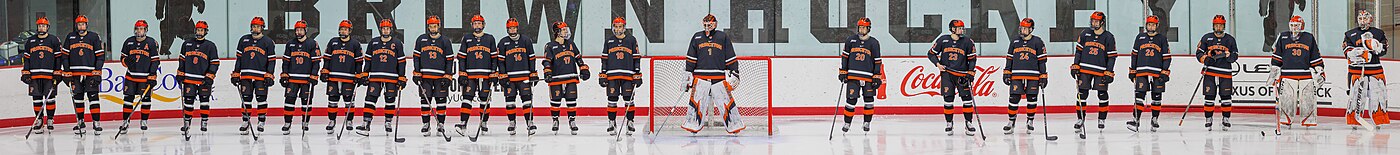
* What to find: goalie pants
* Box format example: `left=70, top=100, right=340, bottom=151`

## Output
left=683, top=79, right=743, bottom=132
left=1277, top=78, right=1319, bottom=126
left=1347, top=75, right=1391, bottom=125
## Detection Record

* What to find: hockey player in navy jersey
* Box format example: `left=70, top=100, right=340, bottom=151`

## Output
left=1126, top=16, right=1172, bottom=132
left=1196, top=15, right=1239, bottom=131
left=839, top=17, right=883, bottom=133
left=1002, top=18, right=1046, bottom=134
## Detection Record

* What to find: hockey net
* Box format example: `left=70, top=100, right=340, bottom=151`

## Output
left=648, top=56, right=773, bottom=136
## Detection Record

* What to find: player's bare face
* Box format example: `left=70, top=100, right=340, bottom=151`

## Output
left=1090, top=20, right=1102, bottom=30
left=1213, top=24, right=1225, bottom=34
left=858, top=26, right=870, bottom=36
left=295, top=28, right=305, bottom=38
left=379, top=27, right=392, bottom=37
left=508, top=27, right=518, bottom=37
left=1020, top=27, right=1032, bottom=37
left=37, top=24, right=47, bottom=34
left=1146, top=23, right=1158, bottom=34
left=195, top=29, right=207, bottom=39
left=472, top=21, right=485, bottom=33
left=135, top=27, right=147, bottom=37
left=428, top=24, right=440, bottom=35
left=77, top=23, right=87, bottom=31
left=613, top=23, right=626, bottom=37
left=339, top=27, right=350, bottom=37
left=950, top=27, right=964, bottom=35
left=251, top=25, right=263, bottom=35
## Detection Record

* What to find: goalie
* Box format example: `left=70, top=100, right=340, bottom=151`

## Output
left=1269, top=15, right=1325, bottom=129
left=1342, top=9, right=1390, bottom=129
left=681, top=14, right=745, bottom=134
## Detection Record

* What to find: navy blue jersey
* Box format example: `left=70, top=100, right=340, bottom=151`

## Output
left=458, top=33, right=497, bottom=79
left=842, top=35, right=883, bottom=81
left=928, top=34, right=977, bottom=77
left=1130, top=33, right=1171, bottom=77
left=234, top=34, right=277, bottom=81
left=601, top=35, right=641, bottom=80
left=543, top=40, right=588, bottom=84
left=121, top=36, right=160, bottom=82
left=1004, top=35, right=1047, bottom=80
left=178, top=39, right=219, bottom=85
left=414, top=34, right=455, bottom=80
left=365, top=37, right=406, bottom=83
left=62, top=31, right=106, bottom=76
left=281, top=37, right=321, bottom=84
left=498, top=35, right=537, bottom=82
left=1194, top=33, right=1239, bottom=78
left=1343, top=27, right=1388, bottom=76
left=23, top=35, right=64, bottom=80
left=321, top=37, right=363, bottom=83
left=685, top=30, right=737, bottom=80
left=1073, top=30, right=1118, bottom=76
left=1271, top=32, right=1323, bottom=80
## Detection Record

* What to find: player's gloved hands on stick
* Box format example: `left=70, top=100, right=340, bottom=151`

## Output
left=21, top=74, right=31, bottom=85
left=280, top=77, right=290, bottom=88
left=1103, top=71, right=1115, bottom=83
left=580, top=69, right=592, bottom=81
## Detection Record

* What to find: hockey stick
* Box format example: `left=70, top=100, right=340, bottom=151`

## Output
left=336, top=92, right=353, bottom=140
left=1040, top=85, right=1057, bottom=141
left=971, top=87, right=987, bottom=141
left=26, top=80, right=62, bottom=139
left=1177, top=76, right=1205, bottom=126
left=466, top=104, right=485, bottom=142
left=393, top=90, right=406, bottom=143
left=828, top=82, right=849, bottom=140
left=646, top=78, right=694, bottom=141
left=238, top=85, right=262, bottom=141
left=115, top=84, right=158, bottom=139
left=303, top=83, right=315, bottom=136
left=466, top=82, right=486, bottom=142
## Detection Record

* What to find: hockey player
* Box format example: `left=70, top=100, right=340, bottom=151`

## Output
left=1002, top=18, right=1046, bottom=134
left=1342, top=9, right=1390, bottom=129
left=322, top=20, right=364, bottom=134
left=1269, top=15, right=1324, bottom=128
left=178, top=21, right=219, bottom=134
left=601, top=17, right=644, bottom=135
left=358, top=19, right=407, bottom=136
left=681, top=14, right=744, bottom=134
left=929, top=19, right=978, bottom=136
left=232, top=16, right=278, bottom=135
left=1126, top=16, right=1172, bottom=132
left=838, top=17, right=883, bottom=133
left=499, top=18, right=540, bottom=135
left=118, top=20, right=161, bottom=134
left=1196, top=15, right=1239, bottom=131
left=280, top=20, right=320, bottom=135
left=62, top=15, right=107, bottom=135
left=1071, top=11, right=1118, bottom=135
left=543, top=21, right=591, bottom=135
left=457, top=15, right=497, bottom=133
left=23, top=17, right=62, bottom=134
left=414, top=16, right=455, bottom=136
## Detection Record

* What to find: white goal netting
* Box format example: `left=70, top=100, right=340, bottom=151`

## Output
left=648, top=56, right=773, bottom=136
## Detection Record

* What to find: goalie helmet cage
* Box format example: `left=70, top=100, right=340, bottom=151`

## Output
left=648, top=56, right=774, bottom=136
